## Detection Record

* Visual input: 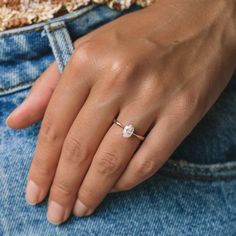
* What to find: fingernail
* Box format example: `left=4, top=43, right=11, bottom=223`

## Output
left=6, top=102, right=24, bottom=124
left=5, top=113, right=13, bottom=127
left=5, top=108, right=19, bottom=127
left=47, top=201, right=66, bottom=225
left=25, top=180, right=40, bottom=205
left=73, top=199, right=94, bottom=217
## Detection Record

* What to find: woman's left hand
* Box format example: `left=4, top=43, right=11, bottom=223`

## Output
left=6, top=0, right=236, bottom=225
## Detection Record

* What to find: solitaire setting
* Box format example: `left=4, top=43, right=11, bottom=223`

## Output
left=122, top=124, right=135, bottom=138
left=113, top=119, right=145, bottom=141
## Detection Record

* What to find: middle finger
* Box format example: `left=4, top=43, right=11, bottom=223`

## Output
left=47, top=84, right=120, bottom=224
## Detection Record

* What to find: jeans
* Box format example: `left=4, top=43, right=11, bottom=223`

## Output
left=0, top=3, right=236, bottom=236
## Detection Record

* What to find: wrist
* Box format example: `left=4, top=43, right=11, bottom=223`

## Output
left=146, top=0, right=236, bottom=63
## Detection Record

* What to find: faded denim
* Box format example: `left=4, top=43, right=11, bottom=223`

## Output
left=0, top=3, right=236, bottom=236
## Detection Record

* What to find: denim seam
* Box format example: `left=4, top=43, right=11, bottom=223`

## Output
left=49, top=29, right=64, bottom=70
left=167, top=159, right=236, bottom=171
left=0, top=81, right=33, bottom=96
left=46, top=24, right=66, bottom=33
left=159, top=159, right=236, bottom=181
left=159, top=171, right=236, bottom=181
left=44, top=20, right=74, bottom=72
left=61, top=28, right=74, bottom=61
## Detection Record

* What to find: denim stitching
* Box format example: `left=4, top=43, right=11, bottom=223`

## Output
left=60, top=27, right=74, bottom=64
left=44, top=22, right=65, bottom=72
left=0, top=81, right=33, bottom=97
left=62, top=32, right=72, bottom=60
left=159, top=171, right=236, bottom=181
left=159, top=160, right=236, bottom=181
left=46, top=24, right=66, bottom=33
left=44, top=20, right=74, bottom=72
left=52, top=33, right=64, bottom=72
left=57, top=26, right=71, bottom=64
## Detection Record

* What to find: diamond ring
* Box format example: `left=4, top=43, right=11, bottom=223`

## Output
left=113, top=118, right=145, bottom=141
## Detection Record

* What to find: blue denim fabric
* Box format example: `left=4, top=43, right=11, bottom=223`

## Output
left=43, top=20, right=74, bottom=73
left=0, top=3, right=236, bottom=236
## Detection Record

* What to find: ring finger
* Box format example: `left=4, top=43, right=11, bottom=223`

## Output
left=73, top=106, right=156, bottom=216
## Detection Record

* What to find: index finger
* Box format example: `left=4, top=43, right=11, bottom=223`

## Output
left=25, top=55, right=90, bottom=205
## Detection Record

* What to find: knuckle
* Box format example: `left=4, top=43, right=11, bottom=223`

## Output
left=72, top=41, right=97, bottom=65
left=79, top=184, right=100, bottom=206
left=95, top=151, right=122, bottom=176
left=74, top=36, right=93, bottom=49
left=111, top=56, right=137, bottom=76
left=176, top=91, right=201, bottom=114
left=103, top=57, right=138, bottom=89
left=62, top=136, right=89, bottom=165
left=51, top=181, right=74, bottom=198
left=174, top=90, right=207, bottom=123
left=40, top=113, right=61, bottom=143
left=30, top=157, right=52, bottom=180
left=135, top=158, right=157, bottom=179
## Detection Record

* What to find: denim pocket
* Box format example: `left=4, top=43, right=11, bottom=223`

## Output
left=160, top=159, right=236, bottom=181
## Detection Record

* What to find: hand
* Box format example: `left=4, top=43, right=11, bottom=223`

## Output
left=6, top=0, right=236, bottom=225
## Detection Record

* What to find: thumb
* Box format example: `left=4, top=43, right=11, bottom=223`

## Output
left=6, top=62, right=60, bottom=129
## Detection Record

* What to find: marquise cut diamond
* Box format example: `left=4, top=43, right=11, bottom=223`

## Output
left=122, top=124, right=134, bottom=138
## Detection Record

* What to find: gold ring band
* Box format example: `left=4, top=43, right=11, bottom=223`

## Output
left=113, top=118, right=145, bottom=141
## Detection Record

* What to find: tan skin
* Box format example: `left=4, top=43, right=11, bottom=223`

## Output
left=6, top=0, right=236, bottom=225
